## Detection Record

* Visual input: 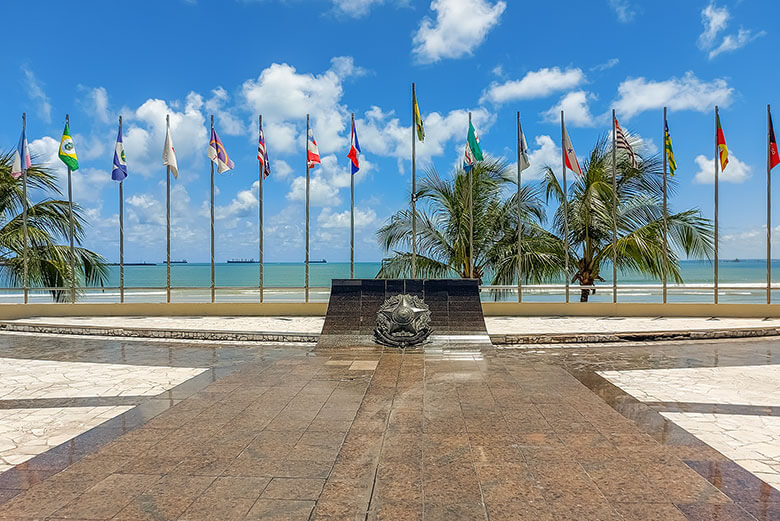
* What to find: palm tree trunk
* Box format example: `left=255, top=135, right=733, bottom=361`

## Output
left=580, top=287, right=590, bottom=302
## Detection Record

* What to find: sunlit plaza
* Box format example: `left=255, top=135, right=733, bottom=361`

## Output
left=4, top=0, right=780, bottom=519
left=0, top=322, right=776, bottom=520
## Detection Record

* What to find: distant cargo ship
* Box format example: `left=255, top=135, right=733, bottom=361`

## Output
left=227, top=259, right=257, bottom=264
left=311, top=259, right=327, bottom=264
left=163, top=260, right=188, bottom=264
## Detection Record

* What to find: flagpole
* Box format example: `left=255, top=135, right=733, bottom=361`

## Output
left=118, top=115, right=124, bottom=304
left=561, top=110, right=569, bottom=303
left=768, top=104, right=773, bottom=304
left=65, top=114, right=76, bottom=304
left=468, top=111, right=474, bottom=279
left=611, top=109, right=618, bottom=304
left=305, top=114, right=310, bottom=303
left=516, top=111, right=522, bottom=303
left=350, top=113, right=355, bottom=279
left=259, top=115, right=264, bottom=303
left=166, top=114, right=171, bottom=304
left=662, top=108, right=669, bottom=304
left=210, top=115, right=216, bottom=303
left=22, top=113, right=29, bottom=304
left=411, top=83, right=417, bottom=278
left=714, top=106, right=719, bottom=304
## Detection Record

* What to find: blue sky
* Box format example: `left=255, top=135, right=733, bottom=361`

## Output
left=2, top=0, right=777, bottom=262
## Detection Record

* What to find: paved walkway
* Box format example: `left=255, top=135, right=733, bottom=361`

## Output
left=0, top=334, right=777, bottom=520
left=5, top=314, right=780, bottom=336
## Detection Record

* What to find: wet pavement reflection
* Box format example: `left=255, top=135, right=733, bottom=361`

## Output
left=0, top=333, right=777, bottom=520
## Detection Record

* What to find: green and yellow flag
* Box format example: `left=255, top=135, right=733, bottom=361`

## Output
left=664, top=121, right=677, bottom=177
left=58, top=122, right=79, bottom=171
left=413, top=89, right=424, bottom=142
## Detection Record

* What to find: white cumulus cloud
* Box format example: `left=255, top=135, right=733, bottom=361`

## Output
left=543, top=91, right=596, bottom=127
left=241, top=57, right=362, bottom=155
left=480, top=67, right=585, bottom=105
left=698, top=2, right=764, bottom=60
left=698, top=2, right=730, bottom=50
left=708, top=28, right=765, bottom=60
left=613, top=72, right=733, bottom=120
left=693, top=153, right=751, bottom=184
left=122, top=92, right=208, bottom=177
left=318, top=206, right=377, bottom=229
left=412, top=0, right=506, bottom=63
left=524, top=135, right=560, bottom=180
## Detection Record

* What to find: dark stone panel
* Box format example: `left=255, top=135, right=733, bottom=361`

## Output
left=385, top=280, right=405, bottom=296
left=404, top=279, right=425, bottom=298
left=317, top=279, right=489, bottom=349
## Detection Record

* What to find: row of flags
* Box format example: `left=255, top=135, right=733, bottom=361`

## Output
left=9, top=109, right=780, bottom=190
left=10, top=116, right=362, bottom=185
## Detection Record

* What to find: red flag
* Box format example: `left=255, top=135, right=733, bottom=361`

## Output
left=562, top=121, right=582, bottom=176
left=307, top=128, right=321, bottom=168
left=716, top=112, right=728, bottom=171
left=771, top=111, right=780, bottom=171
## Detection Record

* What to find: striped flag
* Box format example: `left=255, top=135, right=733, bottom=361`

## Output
left=307, top=128, right=321, bottom=168
left=665, top=121, right=677, bottom=177
left=258, top=122, right=270, bottom=179
left=11, top=126, right=31, bottom=180
left=614, top=116, right=637, bottom=168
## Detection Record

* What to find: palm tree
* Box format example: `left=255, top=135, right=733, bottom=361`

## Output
left=0, top=151, right=108, bottom=302
left=377, top=158, right=564, bottom=286
left=541, top=135, right=714, bottom=302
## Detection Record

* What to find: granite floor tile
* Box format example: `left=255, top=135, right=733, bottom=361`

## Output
left=111, top=475, right=215, bottom=520
left=245, top=498, right=316, bottom=521
left=177, top=494, right=256, bottom=521
left=676, top=502, right=759, bottom=521
left=261, top=477, right=326, bottom=500
left=50, top=473, right=162, bottom=520
left=612, top=502, right=689, bottom=521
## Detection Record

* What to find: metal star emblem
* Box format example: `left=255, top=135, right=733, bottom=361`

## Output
left=380, top=295, right=427, bottom=335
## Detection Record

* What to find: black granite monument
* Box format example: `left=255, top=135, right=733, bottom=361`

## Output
left=316, top=279, right=491, bottom=350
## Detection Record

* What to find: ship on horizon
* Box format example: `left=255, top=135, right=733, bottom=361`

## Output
left=227, top=258, right=257, bottom=264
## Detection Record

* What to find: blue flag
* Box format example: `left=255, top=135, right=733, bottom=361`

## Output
left=112, top=125, right=127, bottom=181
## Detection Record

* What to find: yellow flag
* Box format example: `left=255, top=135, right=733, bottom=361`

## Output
left=413, top=90, right=424, bottom=142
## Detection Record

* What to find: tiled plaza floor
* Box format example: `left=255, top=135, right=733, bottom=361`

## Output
left=0, top=333, right=777, bottom=520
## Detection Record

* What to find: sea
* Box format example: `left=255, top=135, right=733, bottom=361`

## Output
left=4, top=259, right=780, bottom=304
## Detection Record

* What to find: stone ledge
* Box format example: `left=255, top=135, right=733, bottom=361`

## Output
left=491, top=326, right=780, bottom=345
left=2, top=321, right=779, bottom=345
left=0, top=321, right=318, bottom=344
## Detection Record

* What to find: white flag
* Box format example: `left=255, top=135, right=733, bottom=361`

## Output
left=562, top=121, right=582, bottom=176
left=518, top=126, right=530, bottom=172
left=162, top=122, right=179, bottom=179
